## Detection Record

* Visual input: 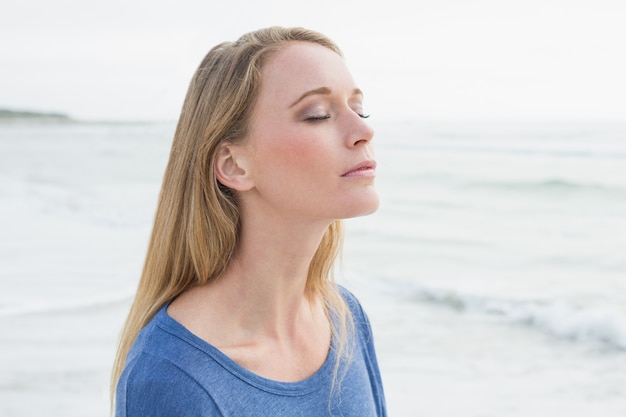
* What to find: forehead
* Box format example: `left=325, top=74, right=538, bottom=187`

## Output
left=259, top=41, right=356, bottom=102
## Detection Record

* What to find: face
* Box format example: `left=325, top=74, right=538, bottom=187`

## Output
left=238, top=41, right=379, bottom=224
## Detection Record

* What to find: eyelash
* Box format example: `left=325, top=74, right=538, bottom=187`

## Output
left=306, top=113, right=370, bottom=122
left=306, top=114, right=331, bottom=121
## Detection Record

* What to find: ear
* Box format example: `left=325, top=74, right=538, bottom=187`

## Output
left=215, top=143, right=254, bottom=191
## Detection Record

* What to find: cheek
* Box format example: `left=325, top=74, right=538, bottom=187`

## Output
left=251, top=137, right=330, bottom=209
left=263, top=134, right=328, bottom=174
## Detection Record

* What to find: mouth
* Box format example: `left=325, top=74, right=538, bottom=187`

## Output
left=341, top=160, right=377, bottom=178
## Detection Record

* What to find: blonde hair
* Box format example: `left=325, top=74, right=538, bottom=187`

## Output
left=110, top=27, right=353, bottom=408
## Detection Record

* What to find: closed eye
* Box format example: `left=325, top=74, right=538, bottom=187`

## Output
left=305, top=114, right=331, bottom=122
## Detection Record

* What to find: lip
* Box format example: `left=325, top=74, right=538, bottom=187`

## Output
left=341, top=160, right=377, bottom=177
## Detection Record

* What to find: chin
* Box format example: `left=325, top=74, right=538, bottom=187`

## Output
left=341, top=192, right=380, bottom=219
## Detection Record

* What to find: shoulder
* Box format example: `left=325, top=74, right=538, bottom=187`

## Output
left=337, top=284, right=376, bottom=342
left=336, top=285, right=388, bottom=415
left=337, top=284, right=361, bottom=309
left=115, top=309, right=223, bottom=416
left=116, top=351, right=221, bottom=416
left=338, top=284, right=370, bottom=323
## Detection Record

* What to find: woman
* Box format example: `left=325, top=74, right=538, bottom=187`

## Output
left=111, top=26, right=386, bottom=416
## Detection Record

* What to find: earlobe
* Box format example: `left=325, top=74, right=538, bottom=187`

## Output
left=215, top=144, right=254, bottom=191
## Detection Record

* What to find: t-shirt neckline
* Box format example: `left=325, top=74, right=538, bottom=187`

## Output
left=154, top=303, right=336, bottom=396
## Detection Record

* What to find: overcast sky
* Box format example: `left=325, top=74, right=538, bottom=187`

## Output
left=1, top=0, right=625, bottom=122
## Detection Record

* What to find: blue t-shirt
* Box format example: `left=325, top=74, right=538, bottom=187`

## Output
left=116, top=286, right=387, bottom=416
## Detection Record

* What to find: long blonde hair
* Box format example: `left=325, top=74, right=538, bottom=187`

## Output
left=111, top=27, right=353, bottom=407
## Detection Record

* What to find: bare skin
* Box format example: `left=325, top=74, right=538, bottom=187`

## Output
left=167, top=41, right=377, bottom=382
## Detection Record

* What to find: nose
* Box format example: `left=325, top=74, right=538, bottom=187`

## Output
left=346, top=111, right=375, bottom=148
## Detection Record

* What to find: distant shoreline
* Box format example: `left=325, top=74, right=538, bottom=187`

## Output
left=0, top=108, right=72, bottom=122
left=0, top=109, right=179, bottom=125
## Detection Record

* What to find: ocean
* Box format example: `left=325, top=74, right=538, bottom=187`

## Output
left=1, top=120, right=625, bottom=416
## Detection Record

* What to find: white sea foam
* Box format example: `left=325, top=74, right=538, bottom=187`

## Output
left=401, top=283, right=626, bottom=351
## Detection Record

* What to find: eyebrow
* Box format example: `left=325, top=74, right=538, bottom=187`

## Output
left=289, top=87, right=363, bottom=108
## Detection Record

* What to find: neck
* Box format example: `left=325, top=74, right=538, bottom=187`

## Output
left=219, top=215, right=332, bottom=333
left=200, top=208, right=329, bottom=337
left=166, top=204, right=336, bottom=380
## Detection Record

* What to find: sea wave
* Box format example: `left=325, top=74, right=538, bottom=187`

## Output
left=459, top=178, right=626, bottom=195
left=404, top=284, right=626, bottom=351
left=385, top=169, right=626, bottom=197
left=0, top=290, right=134, bottom=318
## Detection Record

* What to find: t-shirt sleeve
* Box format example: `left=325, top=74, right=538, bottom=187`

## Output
left=116, top=353, right=222, bottom=417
